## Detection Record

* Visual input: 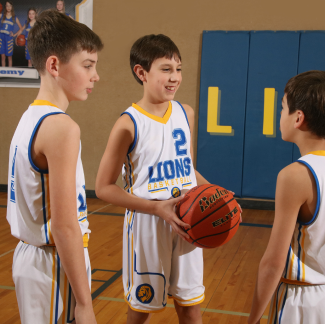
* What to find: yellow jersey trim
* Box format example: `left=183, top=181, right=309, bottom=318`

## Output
left=124, top=296, right=166, bottom=313
left=22, top=233, right=89, bottom=248
left=307, top=150, right=325, bottom=157
left=31, top=100, right=59, bottom=108
left=132, top=102, right=172, bottom=124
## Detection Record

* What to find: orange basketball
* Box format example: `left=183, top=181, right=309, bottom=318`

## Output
left=0, top=3, right=3, bottom=14
left=176, top=184, right=240, bottom=248
left=17, top=35, right=26, bottom=46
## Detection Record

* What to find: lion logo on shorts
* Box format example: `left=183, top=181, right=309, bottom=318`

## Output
left=171, top=187, right=181, bottom=198
left=136, top=284, right=154, bottom=304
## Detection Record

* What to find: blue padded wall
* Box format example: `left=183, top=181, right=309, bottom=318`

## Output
left=197, top=31, right=249, bottom=195
left=197, top=30, right=324, bottom=199
left=241, top=32, right=300, bottom=199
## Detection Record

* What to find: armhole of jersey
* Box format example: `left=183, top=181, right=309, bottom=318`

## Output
left=28, top=112, right=66, bottom=174
left=296, top=160, right=320, bottom=226
left=175, top=101, right=190, bottom=129
left=121, top=112, right=137, bottom=154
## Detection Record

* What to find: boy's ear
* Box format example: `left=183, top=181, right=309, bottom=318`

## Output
left=294, top=110, right=305, bottom=129
left=45, top=56, right=59, bottom=77
left=133, top=64, right=147, bottom=83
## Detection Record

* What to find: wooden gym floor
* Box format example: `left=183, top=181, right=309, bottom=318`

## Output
left=0, top=191, right=274, bottom=323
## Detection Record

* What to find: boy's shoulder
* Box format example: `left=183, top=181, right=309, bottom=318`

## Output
left=277, top=160, right=315, bottom=203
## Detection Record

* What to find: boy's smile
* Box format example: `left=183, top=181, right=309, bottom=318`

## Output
left=144, top=56, right=182, bottom=103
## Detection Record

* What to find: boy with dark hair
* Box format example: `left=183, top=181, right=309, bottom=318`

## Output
left=7, top=9, right=103, bottom=324
left=248, top=70, right=325, bottom=324
left=96, top=34, right=211, bottom=324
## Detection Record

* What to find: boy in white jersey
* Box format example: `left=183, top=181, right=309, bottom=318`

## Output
left=96, top=35, right=212, bottom=323
left=6, top=10, right=103, bottom=324
left=248, top=71, right=325, bottom=324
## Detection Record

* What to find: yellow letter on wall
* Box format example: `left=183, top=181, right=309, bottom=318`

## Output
left=263, top=88, right=278, bottom=137
left=207, top=87, right=234, bottom=135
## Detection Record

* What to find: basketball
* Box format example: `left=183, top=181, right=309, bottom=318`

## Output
left=17, top=35, right=26, bottom=46
left=176, top=184, right=241, bottom=248
left=0, top=3, right=2, bottom=14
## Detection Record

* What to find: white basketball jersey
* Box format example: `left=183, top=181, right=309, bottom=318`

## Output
left=121, top=100, right=197, bottom=199
left=282, top=151, right=325, bottom=284
left=7, top=100, right=89, bottom=247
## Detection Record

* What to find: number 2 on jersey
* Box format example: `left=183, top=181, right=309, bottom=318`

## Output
left=172, top=129, right=187, bottom=156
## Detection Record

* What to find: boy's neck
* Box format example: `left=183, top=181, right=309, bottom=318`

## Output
left=36, top=77, right=69, bottom=112
left=295, top=137, right=325, bottom=157
left=136, top=98, right=170, bottom=118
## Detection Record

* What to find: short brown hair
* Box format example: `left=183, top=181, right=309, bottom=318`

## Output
left=130, top=34, right=181, bottom=85
left=285, top=70, right=325, bottom=138
left=28, top=9, right=103, bottom=73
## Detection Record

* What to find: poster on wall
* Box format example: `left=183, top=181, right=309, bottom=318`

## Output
left=0, top=0, right=93, bottom=88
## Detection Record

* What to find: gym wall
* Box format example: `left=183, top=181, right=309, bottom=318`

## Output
left=1, top=0, right=324, bottom=195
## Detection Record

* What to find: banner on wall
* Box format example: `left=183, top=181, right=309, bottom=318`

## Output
left=0, top=0, right=93, bottom=87
left=0, top=67, right=39, bottom=78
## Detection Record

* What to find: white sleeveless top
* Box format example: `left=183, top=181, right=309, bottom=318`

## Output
left=283, top=151, right=325, bottom=284
left=122, top=100, right=197, bottom=200
left=7, top=100, right=89, bottom=247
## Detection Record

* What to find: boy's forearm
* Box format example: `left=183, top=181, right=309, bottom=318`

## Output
left=52, top=223, right=92, bottom=307
left=248, top=259, right=283, bottom=323
left=96, top=183, right=157, bottom=215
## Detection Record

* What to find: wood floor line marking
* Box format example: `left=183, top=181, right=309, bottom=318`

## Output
left=0, top=285, right=15, bottom=290
left=0, top=249, right=15, bottom=258
left=97, top=297, right=268, bottom=319
left=88, top=204, right=112, bottom=216
left=202, top=230, right=248, bottom=315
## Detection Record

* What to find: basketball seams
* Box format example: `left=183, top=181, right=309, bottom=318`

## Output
left=192, top=218, right=240, bottom=245
left=185, top=198, right=236, bottom=232
left=179, top=184, right=215, bottom=220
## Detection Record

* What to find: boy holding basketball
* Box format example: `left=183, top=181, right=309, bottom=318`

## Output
left=96, top=34, right=210, bottom=323
left=7, top=10, right=103, bottom=323
left=248, top=71, right=325, bottom=324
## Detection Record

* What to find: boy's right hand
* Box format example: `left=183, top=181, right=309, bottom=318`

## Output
left=153, top=195, right=191, bottom=240
left=74, top=303, right=97, bottom=324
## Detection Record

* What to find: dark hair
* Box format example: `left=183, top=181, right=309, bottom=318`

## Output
left=2, top=1, right=15, bottom=23
left=28, top=9, right=103, bottom=73
left=285, top=70, right=325, bottom=138
left=130, top=34, right=181, bottom=85
left=26, top=7, right=37, bottom=25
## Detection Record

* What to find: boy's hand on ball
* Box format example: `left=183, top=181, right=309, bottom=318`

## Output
left=153, top=195, right=191, bottom=240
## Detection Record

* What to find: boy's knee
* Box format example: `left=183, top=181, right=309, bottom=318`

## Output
left=174, top=303, right=202, bottom=323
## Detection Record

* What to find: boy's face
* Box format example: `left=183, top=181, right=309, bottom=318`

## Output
left=144, top=56, right=182, bottom=103
left=57, top=50, right=99, bottom=102
left=280, top=94, right=295, bottom=141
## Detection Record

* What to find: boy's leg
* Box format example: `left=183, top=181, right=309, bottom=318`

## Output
left=126, top=306, right=152, bottom=324
left=13, top=241, right=91, bottom=324
left=174, top=301, right=202, bottom=324
left=123, top=211, right=173, bottom=313
left=168, top=236, right=205, bottom=322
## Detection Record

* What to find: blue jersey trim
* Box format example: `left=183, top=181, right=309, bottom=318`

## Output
left=296, top=160, right=320, bottom=225
left=41, top=173, right=49, bottom=244
left=28, top=112, right=65, bottom=174
left=121, top=112, right=137, bottom=154
left=55, top=253, right=61, bottom=324
left=279, top=284, right=288, bottom=324
left=134, top=252, right=167, bottom=307
left=175, top=101, right=190, bottom=128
